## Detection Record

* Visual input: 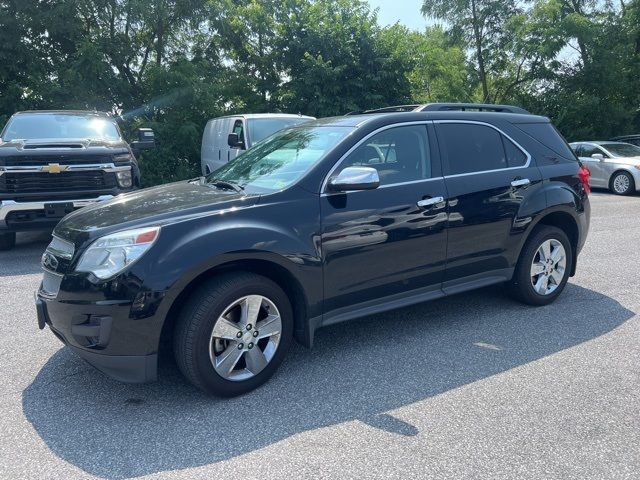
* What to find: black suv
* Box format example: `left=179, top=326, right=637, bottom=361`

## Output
left=35, top=104, right=591, bottom=396
left=0, top=110, right=154, bottom=250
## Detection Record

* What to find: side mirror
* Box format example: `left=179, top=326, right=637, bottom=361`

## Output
left=328, top=167, right=380, bottom=192
left=228, top=133, right=244, bottom=149
left=131, top=128, right=155, bottom=151
left=591, top=153, right=604, bottom=161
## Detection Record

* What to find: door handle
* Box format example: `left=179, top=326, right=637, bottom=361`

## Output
left=417, top=196, right=444, bottom=208
left=511, top=178, right=530, bottom=187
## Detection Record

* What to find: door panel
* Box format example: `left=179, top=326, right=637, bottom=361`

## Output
left=321, top=123, right=448, bottom=314
left=435, top=121, right=542, bottom=281
left=321, top=180, right=448, bottom=313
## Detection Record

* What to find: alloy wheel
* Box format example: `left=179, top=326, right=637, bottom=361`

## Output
left=530, top=239, right=567, bottom=296
left=209, top=295, right=282, bottom=381
left=612, top=173, right=630, bottom=194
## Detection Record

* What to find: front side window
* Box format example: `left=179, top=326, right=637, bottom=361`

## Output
left=580, top=144, right=604, bottom=158
left=209, top=125, right=352, bottom=192
left=337, top=125, right=431, bottom=186
left=1, top=114, right=121, bottom=141
left=232, top=119, right=245, bottom=145
left=437, top=123, right=508, bottom=175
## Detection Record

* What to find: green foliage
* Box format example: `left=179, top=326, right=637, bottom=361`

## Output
left=1, top=0, right=639, bottom=184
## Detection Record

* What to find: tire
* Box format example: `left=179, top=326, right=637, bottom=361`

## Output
left=609, top=171, right=635, bottom=195
left=0, top=232, right=16, bottom=251
left=509, top=226, right=573, bottom=306
left=173, top=272, right=293, bottom=396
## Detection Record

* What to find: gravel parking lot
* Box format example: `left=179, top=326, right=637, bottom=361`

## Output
left=0, top=192, right=639, bottom=480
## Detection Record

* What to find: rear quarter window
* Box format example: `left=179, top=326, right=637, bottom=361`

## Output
left=514, top=122, right=576, bottom=161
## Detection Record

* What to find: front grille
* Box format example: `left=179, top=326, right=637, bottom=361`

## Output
left=0, top=170, right=117, bottom=194
left=0, top=155, right=113, bottom=166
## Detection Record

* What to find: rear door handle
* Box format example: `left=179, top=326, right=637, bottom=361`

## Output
left=417, top=196, right=445, bottom=208
left=511, top=178, right=531, bottom=187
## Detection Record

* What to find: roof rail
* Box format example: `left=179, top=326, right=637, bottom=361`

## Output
left=419, top=103, right=530, bottom=114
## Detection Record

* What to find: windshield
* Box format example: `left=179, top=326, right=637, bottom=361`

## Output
left=601, top=143, right=640, bottom=157
left=1, top=114, right=121, bottom=141
left=247, top=117, right=313, bottom=145
left=208, top=125, right=352, bottom=192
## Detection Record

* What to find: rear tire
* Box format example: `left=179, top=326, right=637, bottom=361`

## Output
left=0, top=232, right=16, bottom=251
left=509, top=226, right=573, bottom=306
left=609, top=171, right=635, bottom=195
left=173, top=272, right=293, bottom=397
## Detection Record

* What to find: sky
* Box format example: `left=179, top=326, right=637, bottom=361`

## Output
left=367, top=0, right=429, bottom=31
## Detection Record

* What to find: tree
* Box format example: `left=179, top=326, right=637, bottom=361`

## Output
left=421, top=0, right=521, bottom=102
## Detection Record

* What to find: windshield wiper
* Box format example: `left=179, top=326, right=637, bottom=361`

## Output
left=208, top=179, right=245, bottom=193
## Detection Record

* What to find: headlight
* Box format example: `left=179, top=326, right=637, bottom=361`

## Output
left=114, top=153, right=134, bottom=161
left=116, top=169, right=133, bottom=188
left=76, top=227, right=160, bottom=280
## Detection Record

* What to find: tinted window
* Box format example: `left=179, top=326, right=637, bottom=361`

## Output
left=438, top=123, right=506, bottom=175
left=1, top=114, right=120, bottom=141
left=338, top=125, right=431, bottom=185
left=514, top=122, right=575, bottom=160
left=502, top=136, right=527, bottom=167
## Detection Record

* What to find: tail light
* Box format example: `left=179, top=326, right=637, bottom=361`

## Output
left=578, top=166, right=591, bottom=195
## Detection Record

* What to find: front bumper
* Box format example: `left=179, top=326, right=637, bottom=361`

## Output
left=35, top=285, right=162, bottom=383
left=0, top=195, right=114, bottom=231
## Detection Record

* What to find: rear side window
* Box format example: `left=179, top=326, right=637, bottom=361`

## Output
left=437, top=123, right=509, bottom=175
left=502, top=136, right=527, bottom=167
left=514, top=122, right=575, bottom=160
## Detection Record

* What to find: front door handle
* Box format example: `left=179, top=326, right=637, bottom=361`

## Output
left=511, top=178, right=531, bottom=187
left=417, top=196, right=445, bottom=208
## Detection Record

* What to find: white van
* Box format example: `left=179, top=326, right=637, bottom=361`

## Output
left=201, top=113, right=315, bottom=174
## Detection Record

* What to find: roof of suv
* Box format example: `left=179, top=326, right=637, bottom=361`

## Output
left=14, top=110, right=112, bottom=117
left=311, top=110, right=549, bottom=129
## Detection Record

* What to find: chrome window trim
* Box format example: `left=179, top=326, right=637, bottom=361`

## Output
left=0, top=163, right=131, bottom=176
left=321, top=121, right=435, bottom=194
left=433, top=120, right=532, bottom=178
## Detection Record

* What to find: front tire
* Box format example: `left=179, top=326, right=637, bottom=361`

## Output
left=174, top=272, right=293, bottom=396
left=0, top=232, right=16, bottom=251
left=610, top=171, right=635, bottom=195
left=509, top=226, right=573, bottom=306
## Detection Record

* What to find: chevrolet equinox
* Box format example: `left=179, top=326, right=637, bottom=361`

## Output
left=35, top=103, right=591, bottom=396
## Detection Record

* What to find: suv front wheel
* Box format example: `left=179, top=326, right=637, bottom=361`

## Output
left=510, top=226, right=573, bottom=306
left=174, top=272, right=293, bottom=396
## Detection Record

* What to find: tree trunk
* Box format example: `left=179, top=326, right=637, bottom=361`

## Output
left=470, top=0, right=489, bottom=102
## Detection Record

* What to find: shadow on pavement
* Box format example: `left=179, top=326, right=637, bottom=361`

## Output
left=0, top=232, right=50, bottom=276
left=22, top=283, right=634, bottom=479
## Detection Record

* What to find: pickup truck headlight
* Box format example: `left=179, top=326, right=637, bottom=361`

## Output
left=76, top=227, right=160, bottom=280
left=116, top=170, right=133, bottom=188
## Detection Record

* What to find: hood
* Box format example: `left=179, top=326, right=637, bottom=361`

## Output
left=54, top=179, right=259, bottom=242
left=0, top=138, right=129, bottom=153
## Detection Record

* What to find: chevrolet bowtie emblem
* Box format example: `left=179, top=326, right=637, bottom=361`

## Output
left=41, top=163, right=68, bottom=174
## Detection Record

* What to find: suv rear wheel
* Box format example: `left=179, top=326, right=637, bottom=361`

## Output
left=510, top=226, right=573, bottom=306
left=0, top=232, right=16, bottom=251
left=174, top=272, right=293, bottom=396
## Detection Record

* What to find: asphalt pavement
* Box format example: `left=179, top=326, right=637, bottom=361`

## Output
left=0, top=192, right=639, bottom=479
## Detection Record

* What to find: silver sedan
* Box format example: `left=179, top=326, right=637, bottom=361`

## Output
left=570, top=141, right=640, bottom=195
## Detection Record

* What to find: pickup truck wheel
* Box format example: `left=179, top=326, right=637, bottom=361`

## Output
left=174, top=272, right=293, bottom=397
left=509, top=226, right=573, bottom=306
left=0, top=232, right=16, bottom=251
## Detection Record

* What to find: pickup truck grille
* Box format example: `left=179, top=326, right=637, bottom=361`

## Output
left=0, top=155, right=114, bottom=166
left=0, top=171, right=117, bottom=194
